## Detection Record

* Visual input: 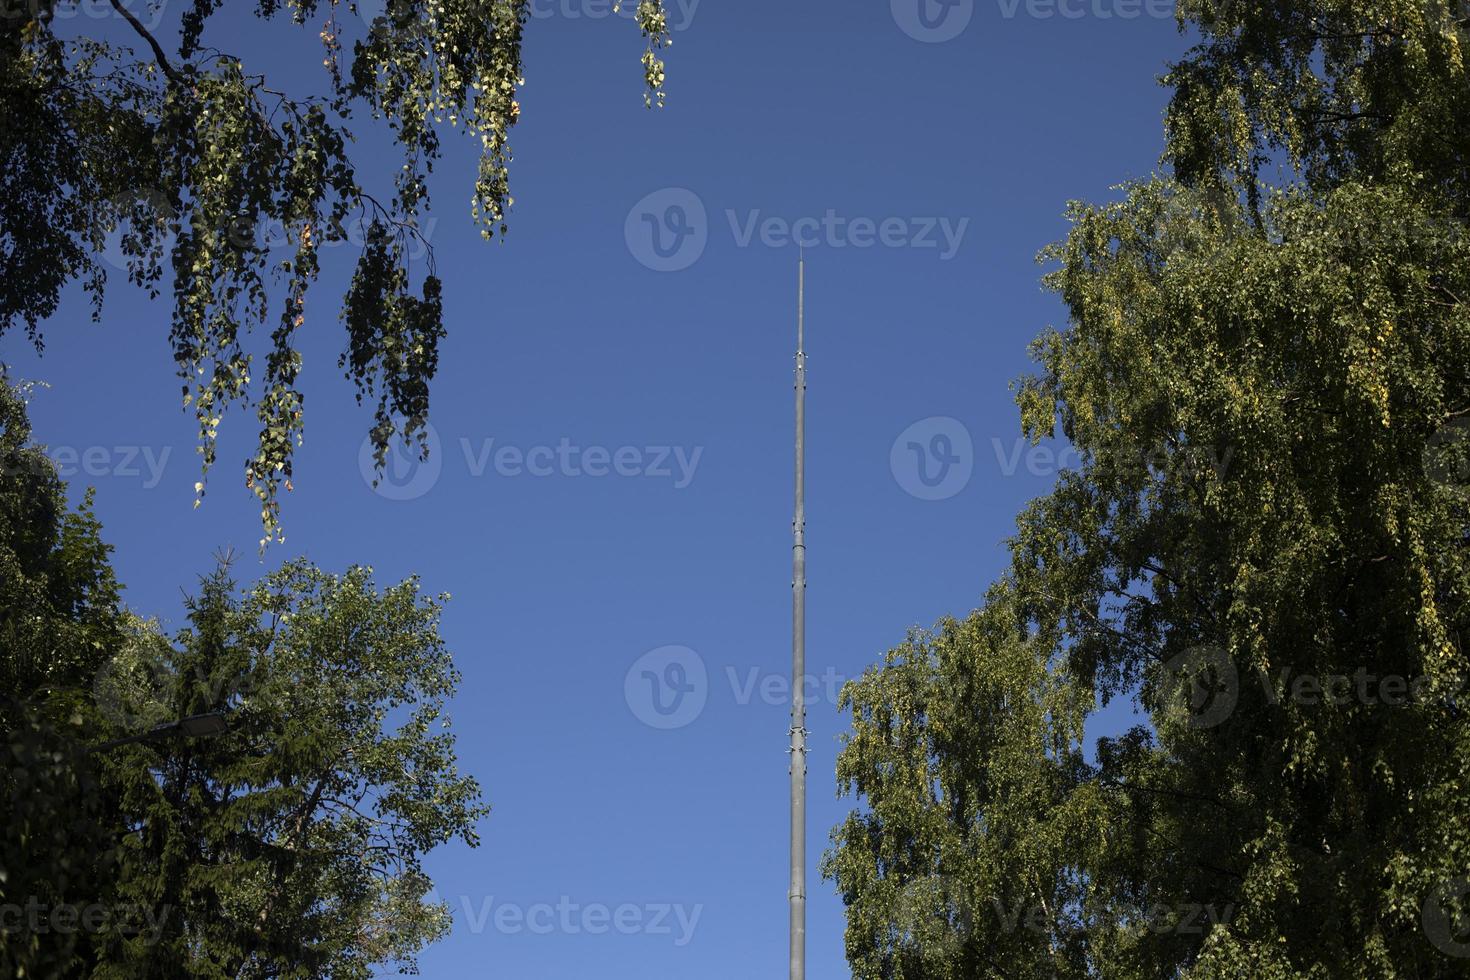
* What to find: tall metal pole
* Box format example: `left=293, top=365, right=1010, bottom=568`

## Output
left=789, top=256, right=807, bottom=980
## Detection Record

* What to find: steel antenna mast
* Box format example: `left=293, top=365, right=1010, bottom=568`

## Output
left=789, top=255, right=808, bottom=980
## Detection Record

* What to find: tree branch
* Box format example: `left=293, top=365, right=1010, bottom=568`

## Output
left=107, top=0, right=184, bottom=85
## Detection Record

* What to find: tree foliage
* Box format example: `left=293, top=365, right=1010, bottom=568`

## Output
left=0, top=380, right=487, bottom=977
left=93, top=559, right=488, bottom=978
left=827, top=3, right=1470, bottom=977
left=0, top=0, right=670, bottom=544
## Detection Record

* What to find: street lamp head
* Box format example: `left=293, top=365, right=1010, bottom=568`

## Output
left=177, top=711, right=229, bottom=739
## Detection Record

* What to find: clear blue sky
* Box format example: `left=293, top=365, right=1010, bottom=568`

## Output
left=12, top=2, right=1191, bottom=976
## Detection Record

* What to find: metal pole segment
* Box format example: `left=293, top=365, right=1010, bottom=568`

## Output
left=789, top=256, right=807, bottom=980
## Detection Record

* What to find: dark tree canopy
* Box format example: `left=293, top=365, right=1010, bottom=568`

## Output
left=0, top=0, right=670, bottom=544
left=0, top=378, right=487, bottom=978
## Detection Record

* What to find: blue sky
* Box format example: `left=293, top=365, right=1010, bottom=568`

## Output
left=11, top=1, right=1192, bottom=976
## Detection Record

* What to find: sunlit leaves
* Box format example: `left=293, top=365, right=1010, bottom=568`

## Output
left=829, top=3, right=1470, bottom=977
left=1, top=0, right=669, bottom=543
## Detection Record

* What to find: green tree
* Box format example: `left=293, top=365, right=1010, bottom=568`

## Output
left=0, top=379, right=487, bottom=977
left=0, top=374, right=126, bottom=978
left=93, top=559, right=488, bottom=978
left=0, top=0, right=670, bottom=544
left=827, top=3, right=1470, bottom=977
